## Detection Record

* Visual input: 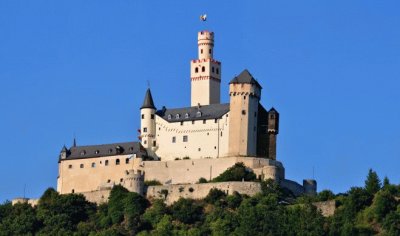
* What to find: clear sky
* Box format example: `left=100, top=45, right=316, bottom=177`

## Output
left=0, top=1, right=399, bottom=202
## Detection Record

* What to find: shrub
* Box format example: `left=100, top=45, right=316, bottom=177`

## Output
left=144, top=180, right=162, bottom=186
left=211, top=163, right=256, bottom=182
left=198, top=177, right=208, bottom=183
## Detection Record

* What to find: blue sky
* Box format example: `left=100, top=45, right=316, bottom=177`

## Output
left=0, top=1, right=399, bottom=202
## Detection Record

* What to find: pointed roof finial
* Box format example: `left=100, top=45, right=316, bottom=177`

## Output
left=73, top=137, right=77, bottom=147
left=141, top=88, right=156, bottom=109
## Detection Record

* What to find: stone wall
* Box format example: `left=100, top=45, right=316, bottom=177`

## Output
left=313, top=200, right=336, bottom=217
left=146, top=182, right=262, bottom=205
left=11, top=198, right=39, bottom=207
left=80, top=189, right=111, bottom=205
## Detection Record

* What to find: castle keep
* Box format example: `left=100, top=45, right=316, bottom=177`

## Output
left=56, top=30, right=316, bottom=203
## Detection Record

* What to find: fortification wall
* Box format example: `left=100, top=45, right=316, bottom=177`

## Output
left=146, top=182, right=262, bottom=205
left=142, top=157, right=284, bottom=184
left=80, top=190, right=111, bottom=205
left=313, top=200, right=336, bottom=217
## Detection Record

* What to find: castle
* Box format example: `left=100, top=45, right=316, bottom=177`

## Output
left=53, top=30, right=316, bottom=204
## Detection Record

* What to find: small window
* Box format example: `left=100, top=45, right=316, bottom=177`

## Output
left=120, top=178, right=123, bottom=182
left=242, top=110, right=246, bottom=115
left=91, top=162, right=96, bottom=168
left=180, top=121, right=183, bottom=126
left=196, top=111, right=202, bottom=117
left=116, top=159, right=120, bottom=165
left=254, top=112, right=257, bottom=117
left=198, top=148, right=201, bottom=151
left=201, top=49, right=203, bottom=54
left=151, top=114, right=155, bottom=119
left=214, top=119, right=218, bottom=123
left=203, top=120, right=206, bottom=124
left=183, top=135, right=188, bottom=142
left=172, top=137, right=176, bottom=143
left=95, top=150, right=99, bottom=154
left=195, top=67, right=199, bottom=73
left=143, top=127, right=147, bottom=133
left=214, top=146, right=217, bottom=149
left=153, top=140, right=156, bottom=147
left=144, top=140, right=147, bottom=144
left=105, top=160, right=109, bottom=166
left=270, top=114, right=275, bottom=119
left=212, top=67, right=215, bottom=73
left=185, top=113, right=189, bottom=118
left=168, top=114, right=172, bottom=120
left=129, top=147, right=134, bottom=151
left=125, top=158, right=129, bottom=164
left=209, top=49, right=212, bottom=54
left=80, top=150, right=86, bottom=156
left=244, top=96, right=246, bottom=100
left=141, top=114, right=144, bottom=119
left=72, top=189, right=74, bottom=193
left=202, top=66, right=205, bottom=72
left=207, top=132, right=209, bottom=136
left=107, top=179, right=111, bottom=183
left=68, top=165, right=72, bottom=169
left=176, top=114, right=180, bottom=119
left=221, top=132, right=223, bottom=137
left=109, top=149, right=113, bottom=154
left=216, top=68, right=219, bottom=74
left=80, top=164, right=84, bottom=168
left=192, top=120, right=195, bottom=124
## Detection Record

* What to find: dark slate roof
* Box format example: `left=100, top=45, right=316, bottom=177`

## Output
left=156, top=103, right=230, bottom=122
left=229, top=69, right=262, bottom=89
left=141, top=89, right=156, bottom=109
left=61, top=141, right=146, bottom=160
left=269, top=107, right=278, bottom=113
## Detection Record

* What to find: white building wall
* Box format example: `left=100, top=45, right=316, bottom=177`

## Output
left=153, top=112, right=230, bottom=161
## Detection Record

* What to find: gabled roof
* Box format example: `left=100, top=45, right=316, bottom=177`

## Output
left=229, top=69, right=262, bottom=89
left=156, top=103, right=230, bottom=123
left=61, top=142, right=146, bottom=160
left=141, top=89, right=156, bottom=109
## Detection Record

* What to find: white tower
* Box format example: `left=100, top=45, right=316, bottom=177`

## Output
left=190, top=31, right=221, bottom=106
left=140, top=89, right=156, bottom=154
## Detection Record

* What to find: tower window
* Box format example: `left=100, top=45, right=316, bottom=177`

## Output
left=125, top=158, right=129, bottom=164
left=244, top=96, right=246, bottom=100
left=151, top=114, right=154, bottom=119
left=143, top=127, right=147, bottom=133
left=216, top=68, right=219, bottom=74
left=153, top=140, right=156, bottom=146
left=201, top=49, right=203, bottom=54
left=209, top=49, right=212, bottom=54
left=116, top=159, right=120, bottom=165
left=172, top=136, right=176, bottom=143
left=212, top=67, right=215, bottom=73
left=141, top=114, right=144, bottom=119
left=105, top=160, right=109, bottom=166
left=202, top=66, right=205, bottom=72
left=270, top=115, right=275, bottom=119
left=183, top=135, right=188, bottom=142
left=242, top=110, right=246, bottom=115
left=195, top=67, right=198, bottom=73
left=214, top=119, right=218, bottom=123
left=144, top=140, right=147, bottom=145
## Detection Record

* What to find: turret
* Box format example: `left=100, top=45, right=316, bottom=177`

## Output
left=228, top=70, right=262, bottom=156
left=267, top=108, right=279, bottom=160
left=303, top=179, right=317, bottom=195
left=60, top=145, right=69, bottom=159
left=191, top=31, right=221, bottom=106
left=140, top=89, right=156, bottom=154
left=123, top=169, right=145, bottom=195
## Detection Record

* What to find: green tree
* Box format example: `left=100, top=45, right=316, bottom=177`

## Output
left=142, top=199, right=169, bottom=229
left=123, top=192, right=149, bottom=232
left=171, top=198, right=203, bottom=224
left=108, top=185, right=129, bottom=224
left=365, top=169, right=381, bottom=195
left=204, top=188, right=226, bottom=204
left=212, top=163, right=256, bottom=182
left=0, top=202, right=39, bottom=235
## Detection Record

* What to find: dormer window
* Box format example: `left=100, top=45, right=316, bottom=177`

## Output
left=108, top=149, right=113, bottom=154
left=196, top=111, right=202, bottom=117
left=168, top=114, right=172, bottom=120
left=80, top=150, right=86, bottom=156
left=176, top=114, right=180, bottom=119
left=95, top=150, right=99, bottom=154
left=185, top=113, right=189, bottom=118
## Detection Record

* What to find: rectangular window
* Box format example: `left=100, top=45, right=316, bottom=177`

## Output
left=192, top=120, right=195, bottom=124
left=242, top=110, right=246, bottom=115
left=143, top=127, right=147, bottom=133
left=183, top=135, right=188, bottom=142
left=214, top=119, right=218, bottom=123
left=180, top=121, right=183, bottom=126
left=141, top=114, right=144, bottom=119
left=125, top=158, right=129, bottom=164
left=80, top=164, right=84, bottom=168
left=151, top=114, right=154, bottom=119
left=203, top=120, right=206, bottom=124
left=68, top=165, right=72, bottom=169
left=153, top=140, right=156, bottom=147
left=172, top=136, right=176, bottom=143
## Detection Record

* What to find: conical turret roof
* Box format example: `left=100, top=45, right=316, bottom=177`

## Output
left=229, top=69, right=262, bottom=89
left=141, top=89, right=156, bottom=109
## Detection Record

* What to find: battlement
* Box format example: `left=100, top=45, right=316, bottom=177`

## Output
left=198, top=31, right=214, bottom=44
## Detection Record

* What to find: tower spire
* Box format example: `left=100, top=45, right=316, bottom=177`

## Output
left=141, top=89, right=156, bottom=109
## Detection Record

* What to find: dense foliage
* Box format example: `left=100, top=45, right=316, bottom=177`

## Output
left=211, top=162, right=257, bottom=182
left=1, top=169, right=399, bottom=235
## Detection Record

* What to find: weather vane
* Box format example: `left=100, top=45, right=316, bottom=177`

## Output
left=200, top=14, right=207, bottom=21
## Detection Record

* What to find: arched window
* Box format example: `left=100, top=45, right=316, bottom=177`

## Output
left=185, top=113, right=189, bottom=118
left=105, top=160, right=109, bottom=166
left=168, top=114, right=172, bottom=120
left=196, top=111, right=202, bottom=117
left=202, top=66, right=205, bottom=72
left=116, top=159, right=120, bottom=165
left=176, top=114, right=180, bottom=119
left=201, top=49, right=203, bottom=54
left=91, top=162, right=96, bottom=168
left=195, top=67, right=199, bottom=73
left=125, top=158, right=129, bottom=164
left=80, top=150, right=86, bottom=156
